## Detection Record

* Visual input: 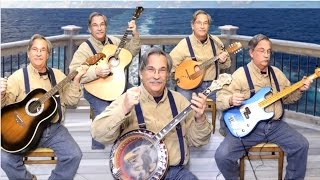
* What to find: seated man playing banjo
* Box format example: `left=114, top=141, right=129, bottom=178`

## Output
left=91, top=47, right=212, bottom=180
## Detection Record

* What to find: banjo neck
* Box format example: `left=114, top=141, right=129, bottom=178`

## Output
left=152, top=87, right=214, bottom=143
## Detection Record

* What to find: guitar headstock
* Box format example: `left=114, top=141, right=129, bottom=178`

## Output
left=205, top=73, right=232, bottom=95
left=315, top=67, right=320, bottom=78
left=133, top=6, right=144, bottom=19
left=226, top=42, right=242, bottom=54
left=83, top=53, right=106, bottom=65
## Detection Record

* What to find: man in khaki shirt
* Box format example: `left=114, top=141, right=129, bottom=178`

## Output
left=1, top=34, right=88, bottom=180
left=170, top=10, right=231, bottom=137
left=170, top=10, right=231, bottom=101
left=91, top=47, right=212, bottom=179
left=69, top=12, right=141, bottom=149
left=215, top=34, right=313, bottom=179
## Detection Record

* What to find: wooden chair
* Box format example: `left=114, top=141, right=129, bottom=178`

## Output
left=239, top=143, right=284, bottom=180
left=205, top=99, right=216, bottom=134
left=24, top=148, right=57, bottom=164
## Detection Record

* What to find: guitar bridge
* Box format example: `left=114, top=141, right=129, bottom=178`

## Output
left=14, top=111, right=25, bottom=127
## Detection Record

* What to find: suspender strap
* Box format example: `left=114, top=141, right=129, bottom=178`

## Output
left=134, top=91, right=185, bottom=165
left=23, top=68, right=30, bottom=93
left=167, top=90, right=185, bottom=165
left=186, top=37, right=196, bottom=61
left=85, top=40, right=97, bottom=55
left=268, top=66, right=284, bottom=118
left=134, top=104, right=146, bottom=129
left=107, top=38, right=113, bottom=44
left=209, top=37, right=218, bottom=80
left=244, top=65, right=255, bottom=97
left=86, top=38, right=113, bottom=54
left=47, top=68, right=63, bottom=123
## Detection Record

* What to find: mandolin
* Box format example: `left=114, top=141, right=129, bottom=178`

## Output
left=175, top=42, right=242, bottom=90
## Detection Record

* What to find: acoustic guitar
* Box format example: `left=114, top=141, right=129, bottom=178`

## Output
left=1, top=53, right=105, bottom=154
left=84, top=6, right=144, bottom=101
left=223, top=68, right=320, bottom=137
left=109, top=73, right=232, bottom=180
left=174, top=42, right=242, bottom=90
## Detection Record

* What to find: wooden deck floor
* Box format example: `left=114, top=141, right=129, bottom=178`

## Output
left=1, top=106, right=320, bottom=180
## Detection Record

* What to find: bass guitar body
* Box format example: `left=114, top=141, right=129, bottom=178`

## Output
left=84, top=44, right=132, bottom=101
left=174, top=58, right=205, bottom=90
left=1, top=88, right=57, bottom=153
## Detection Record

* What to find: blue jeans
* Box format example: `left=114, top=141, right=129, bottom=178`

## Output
left=1, top=123, right=82, bottom=180
left=176, top=81, right=216, bottom=101
left=84, top=89, right=111, bottom=149
left=215, top=120, right=309, bottom=180
left=164, top=165, right=198, bottom=180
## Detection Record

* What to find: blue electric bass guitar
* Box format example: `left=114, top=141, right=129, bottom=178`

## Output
left=223, top=68, right=320, bottom=137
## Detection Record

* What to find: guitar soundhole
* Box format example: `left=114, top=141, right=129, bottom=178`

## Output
left=109, top=56, right=120, bottom=67
left=28, top=100, right=42, bottom=113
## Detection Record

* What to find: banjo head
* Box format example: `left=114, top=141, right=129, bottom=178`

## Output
left=110, top=129, right=168, bottom=180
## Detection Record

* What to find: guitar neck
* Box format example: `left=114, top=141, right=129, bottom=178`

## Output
left=38, top=70, right=79, bottom=104
left=115, top=16, right=138, bottom=56
left=259, top=73, right=318, bottom=108
left=153, top=89, right=213, bottom=142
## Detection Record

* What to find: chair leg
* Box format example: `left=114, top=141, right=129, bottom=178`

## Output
left=278, top=151, right=284, bottom=180
left=211, top=102, right=216, bottom=134
left=240, top=157, right=245, bottom=180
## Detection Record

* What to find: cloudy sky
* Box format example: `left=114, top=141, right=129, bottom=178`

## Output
left=2, top=0, right=320, bottom=8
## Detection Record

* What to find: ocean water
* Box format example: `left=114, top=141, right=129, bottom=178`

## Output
left=1, top=8, right=320, bottom=44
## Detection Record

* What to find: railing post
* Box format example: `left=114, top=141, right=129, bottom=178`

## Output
left=61, top=25, right=82, bottom=73
left=218, top=25, right=239, bottom=73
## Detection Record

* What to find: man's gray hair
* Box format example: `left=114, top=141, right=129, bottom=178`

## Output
left=248, top=34, right=271, bottom=50
left=191, top=10, right=212, bottom=25
left=139, top=47, right=172, bottom=74
left=88, top=12, right=107, bottom=27
left=27, top=34, right=52, bottom=55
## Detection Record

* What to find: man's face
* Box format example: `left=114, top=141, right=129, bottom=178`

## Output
left=250, top=39, right=272, bottom=70
left=192, top=13, right=210, bottom=40
left=27, top=39, right=49, bottom=71
left=140, top=54, right=168, bottom=97
left=89, top=15, right=106, bottom=42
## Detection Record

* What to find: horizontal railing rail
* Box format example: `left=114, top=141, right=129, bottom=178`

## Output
left=1, top=25, right=319, bottom=118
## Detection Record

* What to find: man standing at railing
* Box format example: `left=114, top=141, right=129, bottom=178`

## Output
left=215, top=34, right=313, bottom=179
left=1, top=34, right=87, bottom=180
left=169, top=10, right=231, bottom=136
left=69, top=12, right=141, bottom=149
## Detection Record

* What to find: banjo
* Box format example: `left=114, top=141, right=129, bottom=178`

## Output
left=110, top=73, right=232, bottom=180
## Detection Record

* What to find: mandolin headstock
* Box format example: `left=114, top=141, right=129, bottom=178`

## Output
left=226, top=42, right=242, bottom=54
left=83, top=53, right=106, bottom=66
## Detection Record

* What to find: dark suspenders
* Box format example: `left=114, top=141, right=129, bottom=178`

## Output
left=23, top=67, right=62, bottom=123
left=134, top=90, right=185, bottom=165
left=244, top=65, right=284, bottom=118
left=186, top=36, right=219, bottom=79
left=85, top=38, right=113, bottom=55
